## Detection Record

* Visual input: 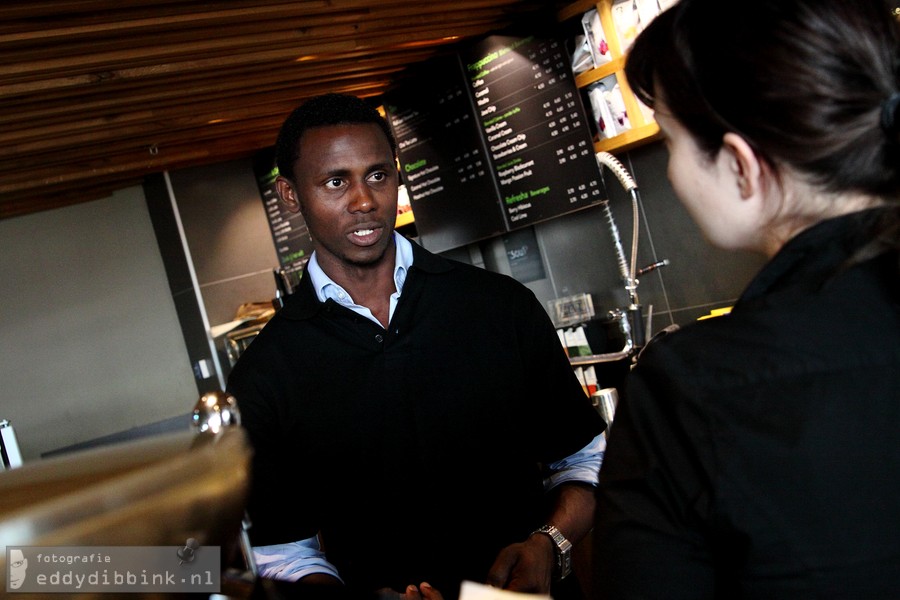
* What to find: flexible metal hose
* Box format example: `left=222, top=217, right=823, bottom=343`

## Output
left=596, top=151, right=640, bottom=303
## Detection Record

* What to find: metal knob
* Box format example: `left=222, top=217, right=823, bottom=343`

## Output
left=191, top=390, right=241, bottom=435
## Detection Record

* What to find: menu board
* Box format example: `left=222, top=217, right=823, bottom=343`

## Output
left=383, top=34, right=605, bottom=253
left=252, top=147, right=313, bottom=274
left=382, top=55, right=508, bottom=254
left=462, top=35, right=605, bottom=227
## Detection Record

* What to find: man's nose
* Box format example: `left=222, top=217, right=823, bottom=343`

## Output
left=349, top=183, right=377, bottom=212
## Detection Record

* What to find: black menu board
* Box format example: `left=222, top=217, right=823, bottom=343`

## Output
left=252, top=147, right=313, bottom=273
left=383, top=34, right=605, bottom=254
left=462, top=35, right=605, bottom=227
left=382, top=55, right=508, bottom=254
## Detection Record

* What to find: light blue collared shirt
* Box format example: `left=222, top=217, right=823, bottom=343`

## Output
left=307, top=232, right=414, bottom=328
left=254, top=233, right=605, bottom=581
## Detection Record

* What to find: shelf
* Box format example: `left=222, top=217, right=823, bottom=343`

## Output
left=594, top=122, right=661, bottom=154
left=570, top=350, right=632, bottom=366
left=574, top=57, right=625, bottom=88
left=561, top=0, right=662, bottom=156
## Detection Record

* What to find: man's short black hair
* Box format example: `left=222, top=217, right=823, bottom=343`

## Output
left=275, top=93, right=397, bottom=182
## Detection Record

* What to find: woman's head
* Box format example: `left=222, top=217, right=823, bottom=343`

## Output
left=626, top=0, right=900, bottom=200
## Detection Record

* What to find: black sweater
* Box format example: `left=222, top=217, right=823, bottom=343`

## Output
left=596, top=207, right=900, bottom=599
left=228, top=239, right=603, bottom=597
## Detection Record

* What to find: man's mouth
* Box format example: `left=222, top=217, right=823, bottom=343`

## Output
left=352, top=229, right=375, bottom=237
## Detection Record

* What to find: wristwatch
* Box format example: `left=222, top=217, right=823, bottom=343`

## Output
left=531, top=524, right=573, bottom=580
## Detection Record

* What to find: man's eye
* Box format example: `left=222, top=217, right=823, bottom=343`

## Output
left=369, top=171, right=387, bottom=183
left=325, top=178, right=343, bottom=189
left=12, top=561, right=23, bottom=567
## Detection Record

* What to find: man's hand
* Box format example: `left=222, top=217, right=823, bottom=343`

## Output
left=485, top=534, right=554, bottom=594
left=375, top=582, right=445, bottom=600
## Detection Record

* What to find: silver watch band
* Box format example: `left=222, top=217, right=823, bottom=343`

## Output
left=531, top=524, right=573, bottom=580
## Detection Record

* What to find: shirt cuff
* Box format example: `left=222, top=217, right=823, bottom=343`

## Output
left=544, top=432, right=606, bottom=490
left=253, top=537, right=343, bottom=583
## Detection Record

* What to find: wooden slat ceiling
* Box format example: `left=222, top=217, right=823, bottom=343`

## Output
left=0, top=0, right=561, bottom=221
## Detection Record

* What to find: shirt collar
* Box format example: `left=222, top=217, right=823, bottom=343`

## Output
left=737, top=206, right=895, bottom=305
left=307, top=232, right=413, bottom=305
left=277, top=234, right=454, bottom=321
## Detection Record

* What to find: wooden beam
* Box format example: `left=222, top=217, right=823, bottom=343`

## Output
left=0, top=0, right=558, bottom=221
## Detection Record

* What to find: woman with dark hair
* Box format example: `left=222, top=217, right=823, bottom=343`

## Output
left=594, top=0, right=900, bottom=598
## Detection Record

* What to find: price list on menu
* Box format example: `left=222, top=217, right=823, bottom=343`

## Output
left=383, top=34, right=604, bottom=253
left=252, top=147, right=314, bottom=272
left=382, top=55, right=507, bottom=254
left=460, top=35, right=604, bottom=229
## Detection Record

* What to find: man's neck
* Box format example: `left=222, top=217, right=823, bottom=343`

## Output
left=315, top=243, right=397, bottom=327
left=332, top=259, right=396, bottom=306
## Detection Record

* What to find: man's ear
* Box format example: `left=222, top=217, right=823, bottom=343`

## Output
left=722, top=132, right=762, bottom=200
left=275, top=176, right=302, bottom=214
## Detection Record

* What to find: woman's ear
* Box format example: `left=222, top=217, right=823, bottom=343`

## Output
left=275, top=176, right=301, bottom=214
left=722, top=132, right=762, bottom=200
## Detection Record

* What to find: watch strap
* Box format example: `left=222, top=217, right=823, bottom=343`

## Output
left=531, top=524, right=573, bottom=580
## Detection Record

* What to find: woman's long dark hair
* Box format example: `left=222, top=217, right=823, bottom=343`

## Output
left=625, top=0, right=900, bottom=263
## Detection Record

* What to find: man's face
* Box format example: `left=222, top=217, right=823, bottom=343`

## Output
left=9, top=549, right=27, bottom=589
left=277, top=122, right=398, bottom=274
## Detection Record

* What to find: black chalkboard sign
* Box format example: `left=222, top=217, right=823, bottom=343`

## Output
left=383, top=33, right=605, bottom=254
left=461, top=35, right=605, bottom=228
left=252, top=147, right=313, bottom=273
left=382, top=54, right=508, bottom=254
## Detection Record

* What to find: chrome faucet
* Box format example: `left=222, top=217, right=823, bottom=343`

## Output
left=595, top=151, right=669, bottom=352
